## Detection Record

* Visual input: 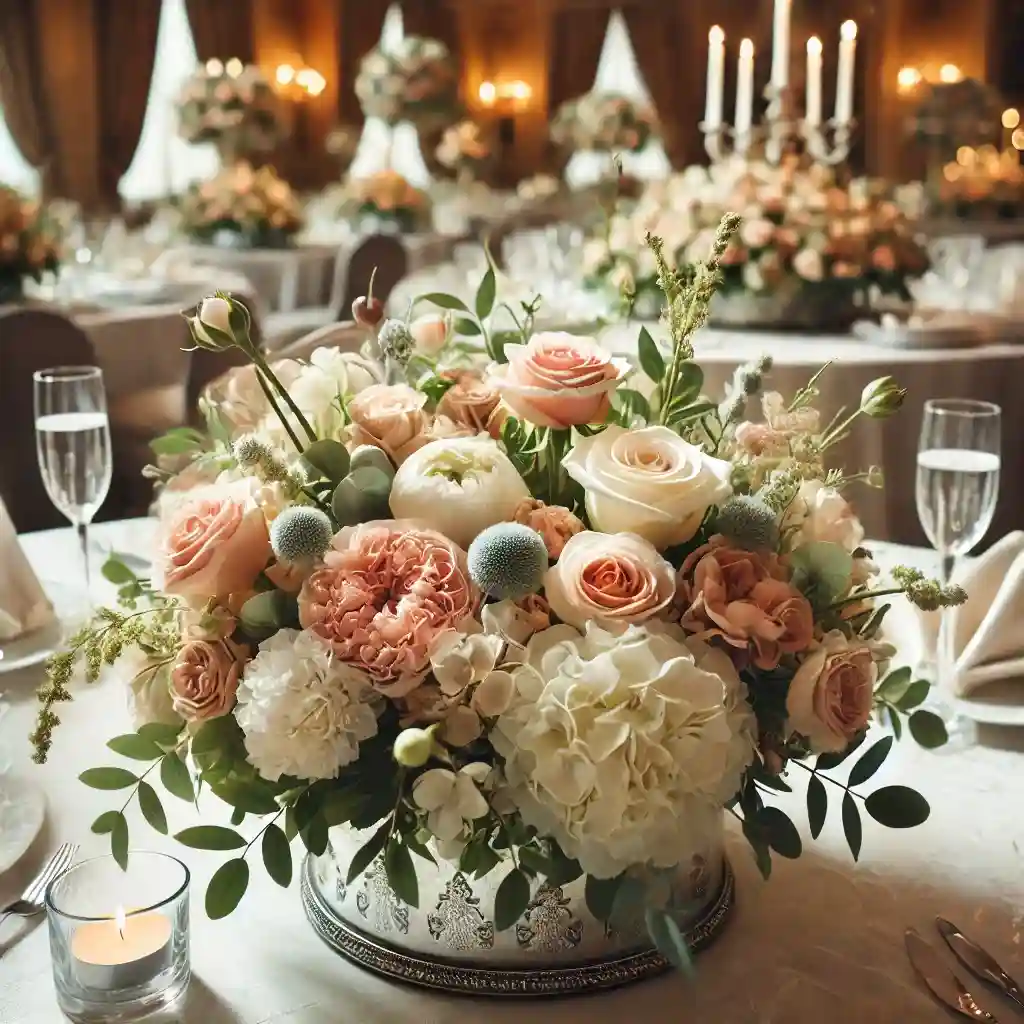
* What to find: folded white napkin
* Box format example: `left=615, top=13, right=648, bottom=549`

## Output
left=0, top=498, right=54, bottom=643
left=920, top=532, right=1024, bottom=697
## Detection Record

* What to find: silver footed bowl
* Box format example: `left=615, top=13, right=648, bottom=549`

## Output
left=302, top=823, right=735, bottom=997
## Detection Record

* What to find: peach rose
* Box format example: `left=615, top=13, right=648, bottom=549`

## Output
left=161, top=491, right=269, bottom=600
left=409, top=313, right=450, bottom=355
left=733, top=421, right=788, bottom=458
left=746, top=578, right=815, bottom=668
left=486, top=332, right=628, bottom=428
left=786, top=479, right=864, bottom=553
left=512, top=498, right=584, bottom=558
left=437, top=371, right=506, bottom=439
left=346, top=384, right=429, bottom=465
left=170, top=638, right=245, bottom=722
left=545, top=531, right=676, bottom=632
left=786, top=631, right=876, bottom=752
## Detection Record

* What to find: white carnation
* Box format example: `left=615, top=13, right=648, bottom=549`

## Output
left=492, top=622, right=756, bottom=878
left=234, top=629, right=379, bottom=782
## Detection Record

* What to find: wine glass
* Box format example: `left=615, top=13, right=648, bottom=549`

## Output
left=915, top=398, right=1001, bottom=735
left=33, top=367, right=113, bottom=600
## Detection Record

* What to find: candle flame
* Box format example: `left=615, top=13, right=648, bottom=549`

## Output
left=841, top=20, right=857, bottom=41
left=739, top=38, right=755, bottom=58
left=807, top=36, right=822, bottom=56
left=709, top=25, right=724, bottom=45
left=115, top=905, right=127, bottom=940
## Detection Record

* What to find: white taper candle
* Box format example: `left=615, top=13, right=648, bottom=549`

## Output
left=705, top=25, right=726, bottom=128
left=835, top=20, right=858, bottom=124
left=735, top=39, right=756, bottom=140
left=770, top=0, right=792, bottom=88
left=805, top=37, right=823, bottom=126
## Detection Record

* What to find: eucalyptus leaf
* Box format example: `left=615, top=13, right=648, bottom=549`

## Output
left=332, top=467, right=393, bottom=527
left=206, top=858, right=249, bottom=919
left=80, top=767, right=138, bottom=791
left=887, top=705, right=904, bottom=740
left=908, top=709, right=948, bottom=749
left=300, top=438, right=350, bottom=484
left=138, top=781, right=168, bottom=835
left=453, top=317, right=482, bottom=337
left=545, top=844, right=583, bottom=886
left=848, top=735, right=894, bottom=787
left=864, top=786, right=930, bottom=828
left=472, top=845, right=500, bottom=879
left=494, top=868, right=531, bottom=931
left=898, top=679, right=931, bottom=712
left=209, top=779, right=280, bottom=816
left=806, top=775, right=827, bottom=840
left=160, top=751, right=194, bottom=802
left=584, top=873, right=623, bottom=924
left=475, top=266, right=496, bottom=320
left=230, top=806, right=246, bottom=826
left=637, top=327, right=665, bottom=382
left=384, top=840, right=419, bottom=908
left=174, top=825, right=247, bottom=850
left=110, top=812, right=129, bottom=871
left=346, top=819, right=390, bottom=885
left=876, top=666, right=912, bottom=703
left=138, top=722, right=183, bottom=748
left=299, top=814, right=329, bottom=857
left=842, top=792, right=862, bottom=861
left=262, top=823, right=293, bottom=887
left=757, top=806, right=802, bottom=859
left=645, top=907, right=694, bottom=976
left=239, top=590, right=299, bottom=638
left=420, top=291, right=469, bottom=312
left=91, top=810, right=123, bottom=835
left=107, top=733, right=162, bottom=761
left=789, top=542, right=854, bottom=606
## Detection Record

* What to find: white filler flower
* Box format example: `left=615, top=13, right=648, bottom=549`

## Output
left=493, top=621, right=756, bottom=878
left=234, top=629, right=379, bottom=782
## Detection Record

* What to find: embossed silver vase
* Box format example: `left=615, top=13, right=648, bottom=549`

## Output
left=302, top=823, right=734, bottom=996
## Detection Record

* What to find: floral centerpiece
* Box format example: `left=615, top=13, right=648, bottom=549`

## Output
left=177, top=62, right=283, bottom=165
left=355, top=36, right=458, bottom=131
left=551, top=92, right=657, bottom=158
left=179, top=162, right=303, bottom=248
left=336, top=170, right=431, bottom=233
left=0, top=184, right=60, bottom=303
left=34, top=216, right=963, bottom=995
left=583, top=158, right=930, bottom=328
left=436, top=120, right=493, bottom=183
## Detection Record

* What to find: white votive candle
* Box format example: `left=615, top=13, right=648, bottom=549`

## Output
left=806, top=36, right=823, bottom=125
left=705, top=25, right=726, bottom=128
left=71, top=907, right=172, bottom=991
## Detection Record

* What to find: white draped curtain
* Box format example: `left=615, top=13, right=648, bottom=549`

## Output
left=0, top=109, right=39, bottom=194
left=118, top=0, right=218, bottom=202
left=347, top=3, right=431, bottom=187
left=564, top=9, right=671, bottom=191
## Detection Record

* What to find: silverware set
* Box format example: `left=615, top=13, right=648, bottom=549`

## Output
left=906, top=918, right=1024, bottom=1021
left=0, top=842, right=78, bottom=954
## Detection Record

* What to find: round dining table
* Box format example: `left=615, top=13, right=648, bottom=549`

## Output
left=1, top=520, right=1022, bottom=1023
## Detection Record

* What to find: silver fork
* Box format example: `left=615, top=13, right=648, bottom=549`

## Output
left=0, top=842, right=79, bottom=931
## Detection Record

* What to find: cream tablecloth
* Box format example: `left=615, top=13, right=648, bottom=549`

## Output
left=1, top=519, right=1023, bottom=1023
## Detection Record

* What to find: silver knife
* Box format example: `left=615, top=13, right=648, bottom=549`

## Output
left=905, top=929, right=999, bottom=1021
left=937, top=917, right=1024, bottom=1012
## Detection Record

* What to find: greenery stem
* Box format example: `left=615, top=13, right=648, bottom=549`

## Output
left=546, top=429, right=568, bottom=504
left=120, top=760, right=160, bottom=814
left=828, top=587, right=906, bottom=611
left=242, top=806, right=287, bottom=858
left=254, top=369, right=305, bottom=454
left=819, top=408, right=864, bottom=450
left=790, top=760, right=866, bottom=801
left=255, top=355, right=317, bottom=444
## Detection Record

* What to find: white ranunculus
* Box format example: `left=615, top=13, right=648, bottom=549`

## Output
left=784, top=479, right=864, bottom=553
left=412, top=763, right=490, bottom=843
left=492, top=621, right=756, bottom=878
left=389, top=436, right=530, bottom=549
left=286, top=347, right=383, bottom=439
left=234, top=629, right=379, bottom=781
left=563, top=425, right=733, bottom=550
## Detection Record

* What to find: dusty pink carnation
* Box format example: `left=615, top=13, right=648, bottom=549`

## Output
left=297, top=520, right=479, bottom=696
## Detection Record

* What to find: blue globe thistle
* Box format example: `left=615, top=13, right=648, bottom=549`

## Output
left=713, top=496, right=780, bottom=551
left=270, top=506, right=334, bottom=563
left=468, top=523, right=548, bottom=600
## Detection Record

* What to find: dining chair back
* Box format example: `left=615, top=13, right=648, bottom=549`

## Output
left=340, top=235, right=409, bottom=321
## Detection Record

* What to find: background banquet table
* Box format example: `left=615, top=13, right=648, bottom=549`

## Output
left=1, top=520, right=1022, bottom=1023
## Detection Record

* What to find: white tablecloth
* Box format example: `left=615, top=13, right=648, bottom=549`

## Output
left=1, top=520, right=1022, bottom=1023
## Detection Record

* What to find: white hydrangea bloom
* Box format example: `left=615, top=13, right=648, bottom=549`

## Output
left=412, top=763, right=490, bottom=857
left=492, top=621, right=756, bottom=878
left=234, top=629, right=379, bottom=781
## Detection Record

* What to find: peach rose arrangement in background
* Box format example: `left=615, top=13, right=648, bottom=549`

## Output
left=37, top=219, right=965, bottom=969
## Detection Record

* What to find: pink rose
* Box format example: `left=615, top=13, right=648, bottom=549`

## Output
left=298, top=520, right=479, bottom=696
left=487, top=332, right=628, bottom=428
left=786, top=479, right=864, bottom=553
left=409, top=313, right=450, bottom=355
left=546, top=531, right=676, bottom=632
left=170, top=638, right=245, bottom=722
left=436, top=371, right=506, bottom=439
left=346, top=384, right=429, bottom=465
left=512, top=498, right=584, bottom=558
left=746, top=578, right=815, bottom=668
left=161, top=492, right=269, bottom=600
left=786, top=631, right=876, bottom=752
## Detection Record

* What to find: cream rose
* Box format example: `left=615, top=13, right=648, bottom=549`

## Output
left=545, top=531, right=675, bottom=631
left=563, top=425, right=733, bottom=550
left=170, top=638, right=245, bottom=722
left=786, top=631, right=877, bottom=753
left=786, top=479, right=864, bottom=553
left=409, top=313, right=450, bottom=355
left=345, top=383, right=429, bottom=465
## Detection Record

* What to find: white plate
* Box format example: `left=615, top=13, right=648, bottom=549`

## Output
left=0, top=776, right=46, bottom=876
left=954, top=679, right=1024, bottom=726
left=0, top=617, right=63, bottom=675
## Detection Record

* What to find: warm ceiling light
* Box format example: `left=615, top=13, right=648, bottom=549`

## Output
left=275, top=63, right=295, bottom=86
left=508, top=80, right=531, bottom=102
left=478, top=81, right=496, bottom=105
left=939, top=63, right=963, bottom=83
left=225, top=57, right=243, bottom=78
left=205, top=58, right=224, bottom=76
left=295, top=68, right=326, bottom=96
left=1013, top=128, right=1024, bottom=150
left=1002, top=108, right=1020, bottom=129
left=897, top=66, right=922, bottom=90
left=840, top=20, right=857, bottom=41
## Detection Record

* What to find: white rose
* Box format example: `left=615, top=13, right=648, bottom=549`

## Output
left=409, top=313, right=450, bottom=355
left=563, top=425, right=732, bottom=550
left=492, top=621, right=756, bottom=878
left=389, top=436, right=530, bottom=549
left=191, top=295, right=233, bottom=346
left=793, top=247, right=824, bottom=282
left=123, top=647, right=182, bottom=729
left=740, top=217, right=774, bottom=249
left=287, top=347, right=383, bottom=439
left=785, top=479, right=864, bottom=553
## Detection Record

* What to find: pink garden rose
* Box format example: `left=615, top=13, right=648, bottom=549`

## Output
left=545, top=531, right=676, bottom=632
left=487, top=332, right=628, bottom=428
left=785, top=630, right=876, bottom=752
left=298, top=520, right=479, bottom=695
left=161, top=491, right=269, bottom=600
left=346, top=384, right=429, bottom=465
left=512, top=498, right=585, bottom=559
left=170, top=638, right=245, bottom=722
left=436, top=370, right=506, bottom=440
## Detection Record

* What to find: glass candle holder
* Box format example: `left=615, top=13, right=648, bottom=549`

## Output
left=46, top=852, right=190, bottom=1023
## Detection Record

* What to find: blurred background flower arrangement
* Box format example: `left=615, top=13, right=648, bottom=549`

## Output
left=551, top=91, right=658, bottom=157
left=435, top=120, right=494, bottom=183
left=0, top=183, right=61, bottom=303
left=335, top=170, right=432, bottom=232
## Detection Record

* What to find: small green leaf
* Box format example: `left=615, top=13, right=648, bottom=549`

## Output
left=174, top=825, right=246, bottom=850
left=614, top=387, right=651, bottom=426
left=842, top=792, right=862, bottom=861
left=908, top=709, right=948, bottom=749
left=876, top=666, right=912, bottom=703
left=807, top=775, right=827, bottom=840
left=584, top=873, right=623, bottom=924
left=209, top=779, right=280, bottom=816
left=300, top=438, right=350, bottom=484
left=206, top=858, right=249, bottom=919
left=898, top=679, right=931, bottom=712
left=645, top=907, right=694, bottom=977
left=545, top=844, right=583, bottom=886
left=239, top=591, right=299, bottom=638
left=887, top=704, right=904, bottom=739
left=107, top=733, right=162, bottom=761
left=230, top=806, right=245, bottom=826
left=138, top=781, right=168, bottom=835
left=637, top=326, right=665, bottom=382
left=347, top=819, right=391, bottom=884
left=149, top=428, right=204, bottom=457
left=332, top=467, right=393, bottom=527
left=494, top=868, right=531, bottom=931
left=111, top=812, right=129, bottom=871
left=138, top=723, right=183, bottom=748
left=384, top=840, right=419, bottom=908
left=674, top=361, right=704, bottom=400
left=453, top=317, right=482, bottom=337
left=420, top=291, right=469, bottom=312
left=160, top=752, right=194, bottom=802
left=472, top=845, right=500, bottom=879
left=262, top=823, right=293, bottom=888
left=475, top=266, right=496, bottom=320
left=80, top=767, right=138, bottom=790
left=848, top=735, right=894, bottom=787
left=299, top=814, right=329, bottom=857
left=815, top=733, right=865, bottom=772
left=91, top=810, right=123, bottom=835
left=758, top=806, right=802, bottom=859
left=864, top=786, right=930, bottom=828
left=101, top=557, right=136, bottom=585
